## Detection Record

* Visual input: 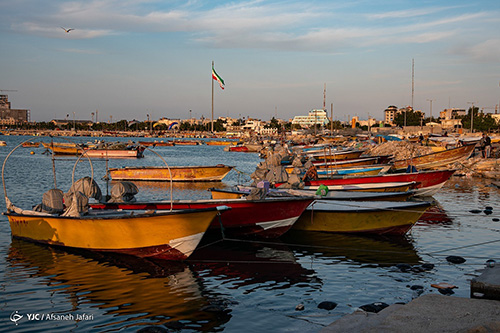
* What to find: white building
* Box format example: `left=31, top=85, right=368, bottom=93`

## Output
left=292, top=109, right=329, bottom=128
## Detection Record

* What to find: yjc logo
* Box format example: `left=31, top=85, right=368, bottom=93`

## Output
left=10, top=311, right=23, bottom=325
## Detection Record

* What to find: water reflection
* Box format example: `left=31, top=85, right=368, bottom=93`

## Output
left=417, top=201, right=454, bottom=226
left=7, top=239, right=231, bottom=331
left=188, top=239, right=321, bottom=292
left=282, top=230, right=421, bottom=266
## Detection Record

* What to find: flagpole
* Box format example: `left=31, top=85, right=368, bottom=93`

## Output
left=211, top=60, right=214, bottom=133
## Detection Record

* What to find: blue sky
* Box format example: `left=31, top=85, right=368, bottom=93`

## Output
left=1, top=0, right=499, bottom=123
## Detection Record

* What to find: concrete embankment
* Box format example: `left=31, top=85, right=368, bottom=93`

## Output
left=322, top=266, right=500, bottom=332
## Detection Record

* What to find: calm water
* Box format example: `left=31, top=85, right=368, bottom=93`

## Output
left=0, top=135, right=499, bottom=332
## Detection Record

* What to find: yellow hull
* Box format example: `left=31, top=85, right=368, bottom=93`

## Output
left=293, top=201, right=429, bottom=234
left=109, top=165, right=233, bottom=182
left=7, top=209, right=219, bottom=260
left=210, top=189, right=245, bottom=199
left=206, top=141, right=235, bottom=146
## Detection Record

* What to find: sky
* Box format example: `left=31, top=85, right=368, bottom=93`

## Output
left=1, top=0, right=499, bottom=123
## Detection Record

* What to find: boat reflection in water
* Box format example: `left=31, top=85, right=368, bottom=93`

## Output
left=188, top=239, right=321, bottom=292
left=416, top=200, right=454, bottom=226
left=7, top=239, right=232, bottom=331
left=282, top=230, right=421, bottom=267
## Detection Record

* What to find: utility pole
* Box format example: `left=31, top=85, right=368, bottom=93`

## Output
left=467, top=101, right=476, bottom=133
left=426, top=99, right=434, bottom=134
left=426, top=99, right=435, bottom=121
left=330, top=102, right=333, bottom=134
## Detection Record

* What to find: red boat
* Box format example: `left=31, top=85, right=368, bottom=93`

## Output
left=91, top=197, right=314, bottom=238
left=277, top=169, right=455, bottom=197
left=229, top=145, right=249, bottom=152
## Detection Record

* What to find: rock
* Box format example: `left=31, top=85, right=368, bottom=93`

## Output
left=359, top=302, right=389, bottom=313
left=469, top=209, right=482, bottom=214
left=396, top=263, right=412, bottom=272
left=295, top=304, right=305, bottom=311
left=318, top=301, right=337, bottom=310
left=410, top=285, right=424, bottom=290
left=492, top=218, right=500, bottom=222
left=484, top=210, right=493, bottom=215
left=438, top=288, right=455, bottom=295
left=446, top=255, right=466, bottom=264
left=421, top=263, right=435, bottom=271
left=485, top=206, right=493, bottom=211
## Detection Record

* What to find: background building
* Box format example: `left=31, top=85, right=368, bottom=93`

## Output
left=0, top=95, right=29, bottom=125
left=292, top=109, right=329, bottom=128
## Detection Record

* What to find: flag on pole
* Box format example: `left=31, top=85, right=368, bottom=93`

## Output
left=212, top=66, right=225, bottom=90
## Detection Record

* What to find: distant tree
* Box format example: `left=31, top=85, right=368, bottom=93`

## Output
left=460, top=107, right=499, bottom=132
left=394, top=110, right=423, bottom=126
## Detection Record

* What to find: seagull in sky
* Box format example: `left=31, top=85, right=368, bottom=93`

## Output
left=61, top=27, right=74, bottom=33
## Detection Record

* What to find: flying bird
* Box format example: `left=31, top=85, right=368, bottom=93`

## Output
left=61, top=27, right=74, bottom=33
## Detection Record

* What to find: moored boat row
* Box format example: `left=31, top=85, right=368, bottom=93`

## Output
left=3, top=134, right=471, bottom=262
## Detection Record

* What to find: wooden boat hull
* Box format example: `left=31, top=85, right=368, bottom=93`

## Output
left=212, top=187, right=414, bottom=202
left=84, top=149, right=143, bottom=158
left=309, top=150, right=364, bottom=161
left=42, top=143, right=143, bottom=158
left=304, top=181, right=416, bottom=193
left=206, top=141, right=235, bottom=146
left=6, top=208, right=222, bottom=260
left=108, top=165, right=234, bottom=182
left=393, top=144, right=475, bottom=170
left=293, top=200, right=430, bottom=234
left=22, top=142, right=40, bottom=148
left=317, top=166, right=385, bottom=177
left=280, top=169, right=456, bottom=197
left=229, top=146, right=249, bottom=152
left=139, top=141, right=175, bottom=146
left=91, top=197, right=315, bottom=238
left=313, top=157, right=381, bottom=169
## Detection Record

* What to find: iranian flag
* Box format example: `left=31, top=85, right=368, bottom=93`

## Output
left=212, top=66, right=225, bottom=90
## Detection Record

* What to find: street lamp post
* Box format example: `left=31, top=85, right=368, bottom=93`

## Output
left=467, top=101, right=476, bottom=133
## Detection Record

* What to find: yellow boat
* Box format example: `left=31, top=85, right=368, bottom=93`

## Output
left=5, top=206, right=226, bottom=260
left=205, top=140, right=236, bottom=146
left=293, top=200, right=430, bottom=235
left=3, top=140, right=228, bottom=260
left=108, top=164, right=234, bottom=182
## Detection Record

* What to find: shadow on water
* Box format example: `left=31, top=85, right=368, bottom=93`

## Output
left=187, top=238, right=322, bottom=292
left=281, top=230, right=422, bottom=267
left=6, top=239, right=232, bottom=332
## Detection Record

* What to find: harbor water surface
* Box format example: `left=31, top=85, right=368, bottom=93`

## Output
left=0, top=136, right=499, bottom=332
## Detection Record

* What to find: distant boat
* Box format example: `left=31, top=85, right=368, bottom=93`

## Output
left=228, top=145, right=249, bottom=152
left=293, top=200, right=431, bottom=235
left=42, top=142, right=144, bottom=158
left=22, top=141, right=40, bottom=148
left=139, top=140, right=175, bottom=147
left=206, top=140, right=236, bottom=146
left=392, top=144, right=475, bottom=170
left=308, top=149, right=365, bottom=161
left=173, top=140, right=201, bottom=145
left=108, top=164, right=234, bottom=182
